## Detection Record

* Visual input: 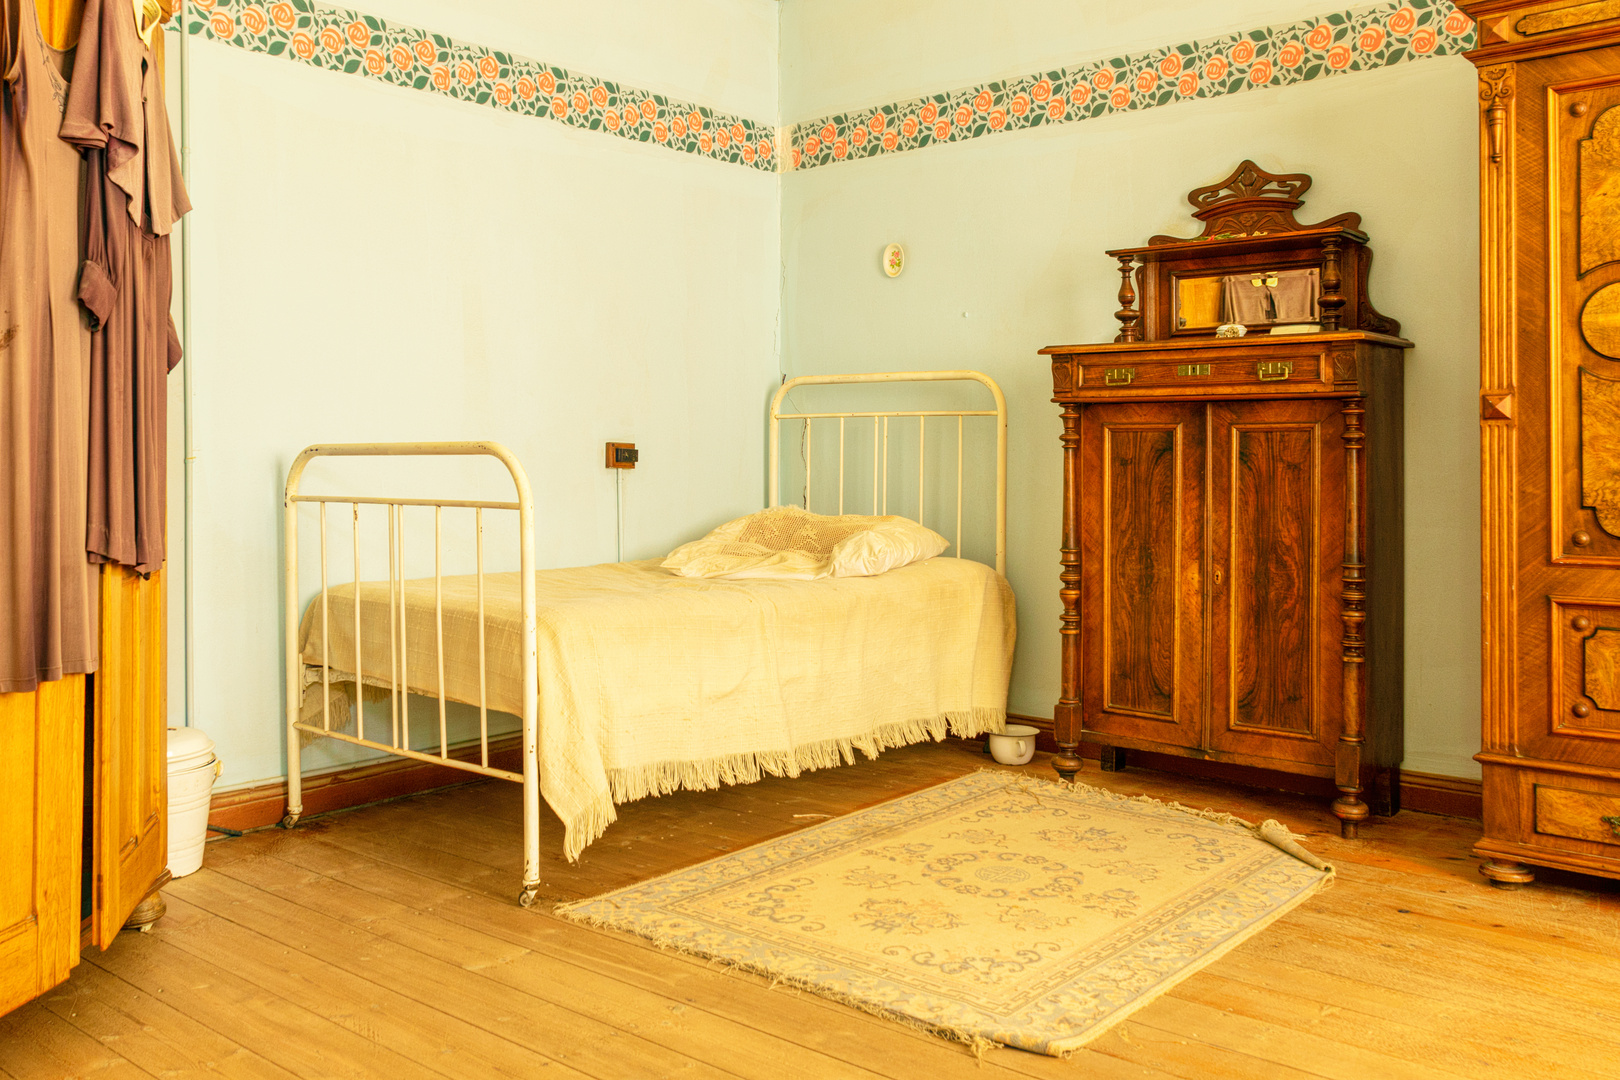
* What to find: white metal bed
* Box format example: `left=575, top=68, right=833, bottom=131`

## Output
left=282, top=370, right=1008, bottom=906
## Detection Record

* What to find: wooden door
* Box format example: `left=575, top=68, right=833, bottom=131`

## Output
left=0, top=677, right=84, bottom=1016
left=91, top=565, right=168, bottom=946
left=1206, top=399, right=1345, bottom=768
left=1080, top=402, right=1206, bottom=749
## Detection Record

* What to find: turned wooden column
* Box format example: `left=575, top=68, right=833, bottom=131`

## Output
left=1053, top=402, right=1085, bottom=780
left=1334, top=395, right=1369, bottom=837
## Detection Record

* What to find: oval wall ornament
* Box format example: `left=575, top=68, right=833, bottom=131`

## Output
left=883, top=244, right=905, bottom=278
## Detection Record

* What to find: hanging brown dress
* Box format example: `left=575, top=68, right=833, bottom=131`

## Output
left=60, top=0, right=188, bottom=575
left=0, top=0, right=99, bottom=693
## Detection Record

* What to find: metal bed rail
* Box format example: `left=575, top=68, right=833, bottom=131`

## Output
left=282, top=441, right=543, bottom=906
left=768, top=370, right=1008, bottom=574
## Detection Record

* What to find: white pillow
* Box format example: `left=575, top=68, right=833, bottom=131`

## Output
left=662, top=505, right=948, bottom=580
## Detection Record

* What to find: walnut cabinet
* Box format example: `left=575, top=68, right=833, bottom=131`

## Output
left=1459, top=1, right=1620, bottom=885
left=1040, top=163, right=1408, bottom=837
left=1044, top=336, right=1407, bottom=836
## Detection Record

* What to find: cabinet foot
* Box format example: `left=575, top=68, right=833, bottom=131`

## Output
left=1051, top=749, right=1083, bottom=782
left=124, top=892, right=166, bottom=932
left=1098, top=746, right=1127, bottom=772
left=1332, top=795, right=1369, bottom=838
left=1480, top=859, right=1535, bottom=888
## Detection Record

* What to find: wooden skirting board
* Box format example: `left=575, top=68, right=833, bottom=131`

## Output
left=213, top=720, right=1482, bottom=836
left=209, top=736, right=524, bottom=833
left=1007, top=715, right=1483, bottom=821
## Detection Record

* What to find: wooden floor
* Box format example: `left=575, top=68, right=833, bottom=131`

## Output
left=4, top=742, right=1619, bottom=1080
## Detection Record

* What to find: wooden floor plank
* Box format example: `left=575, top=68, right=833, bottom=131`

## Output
left=37, top=961, right=302, bottom=1080
left=148, top=891, right=605, bottom=1080
left=1085, top=1021, right=1333, bottom=1080
left=1169, top=970, right=1604, bottom=1080
left=160, top=878, right=735, bottom=1080
left=6, top=742, right=1620, bottom=1079
left=82, top=933, right=458, bottom=1080
left=0, top=1000, right=157, bottom=1080
left=1205, top=950, right=1620, bottom=1077
left=1130, top=996, right=1476, bottom=1080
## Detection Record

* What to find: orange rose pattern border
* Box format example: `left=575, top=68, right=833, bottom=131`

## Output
left=785, top=0, right=1475, bottom=171
left=188, top=0, right=777, bottom=170
left=187, top=0, right=1472, bottom=174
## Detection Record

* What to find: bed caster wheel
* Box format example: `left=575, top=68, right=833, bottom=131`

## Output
left=517, top=885, right=540, bottom=909
left=279, top=812, right=300, bottom=829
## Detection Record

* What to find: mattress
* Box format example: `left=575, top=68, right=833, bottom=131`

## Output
left=299, top=557, right=1015, bottom=860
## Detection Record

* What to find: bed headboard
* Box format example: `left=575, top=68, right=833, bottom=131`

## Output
left=767, top=370, right=1007, bottom=575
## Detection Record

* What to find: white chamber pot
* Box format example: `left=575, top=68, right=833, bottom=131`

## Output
left=986, top=723, right=1039, bottom=766
left=167, top=727, right=220, bottom=878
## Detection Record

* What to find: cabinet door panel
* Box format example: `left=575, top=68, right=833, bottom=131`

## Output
left=1208, top=400, right=1343, bottom=766
left=1081, top=402, right=1204, bottom=748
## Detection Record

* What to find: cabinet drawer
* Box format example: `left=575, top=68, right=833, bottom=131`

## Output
left=1072, top=355, right=1328, bottom=394
left=1534, top=782, right=1620, bottom=847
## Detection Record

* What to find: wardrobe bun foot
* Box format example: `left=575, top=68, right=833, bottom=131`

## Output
left=1480, top=859, right=1535, bottom=888
left=124, top=892, right=166, bottom=932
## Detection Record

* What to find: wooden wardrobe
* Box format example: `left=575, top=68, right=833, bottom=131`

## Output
left=0, top=0, right=172, bottom=1017
left=1460, top=1, right=1620, bottom=885
left=1041, top=163, right=1408, bottom=837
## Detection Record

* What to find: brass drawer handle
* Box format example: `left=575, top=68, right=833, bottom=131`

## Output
left=1605, top=814, right=1620, bottom=839
left=1104, top=367, right=1135, bottom=386
left=1176, top=364, right=1211, bottom=377
left=1256, top=360, right=1293, bottom=381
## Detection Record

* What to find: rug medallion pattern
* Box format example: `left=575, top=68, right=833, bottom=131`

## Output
left=559, top=771, right=1332, bottom=1055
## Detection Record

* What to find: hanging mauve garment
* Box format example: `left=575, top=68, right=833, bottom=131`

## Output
left=60, top=0, right=188, bottom=575
left=0, top=0, right=100, bottom=692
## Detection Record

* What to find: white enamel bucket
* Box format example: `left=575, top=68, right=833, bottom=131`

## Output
left=167, top=727, right=219, bottom=878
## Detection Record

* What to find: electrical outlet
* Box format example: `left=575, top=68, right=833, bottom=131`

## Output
left=606, top=442, right=638, bottom=469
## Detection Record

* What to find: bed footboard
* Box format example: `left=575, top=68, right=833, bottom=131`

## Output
left=282, top=442, right=542, bottom=907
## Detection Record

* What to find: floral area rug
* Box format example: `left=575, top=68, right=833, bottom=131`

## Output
left=556, top=770, right=1332, bottom=1056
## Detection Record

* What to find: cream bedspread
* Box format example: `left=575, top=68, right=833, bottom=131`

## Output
left=299, top=557, right=1015, bottom=860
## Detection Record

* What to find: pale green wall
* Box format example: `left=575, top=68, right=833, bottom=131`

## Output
left=779, top=4, right=1484, bottom=779
left=173, top=0, right=1487, bottom=791
left=174, top=0, right=783, bottom=788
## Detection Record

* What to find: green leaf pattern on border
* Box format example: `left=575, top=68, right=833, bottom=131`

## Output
left=184, top=0, right=1473, bottom=174
left=187, top=0, right=778, bottom=171
left=785, top=0, right=1475, bottom=171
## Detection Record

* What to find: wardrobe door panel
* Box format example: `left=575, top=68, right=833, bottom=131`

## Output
left=92, top=565, right=168, bottom=947
left=1207, top=399, right=1343, bottom=767
left=1081, top=402, right=1205, bottom=749
left=1522, top=61, right=1620, bottom=769
left=0, top=677, right=84, bottom=1016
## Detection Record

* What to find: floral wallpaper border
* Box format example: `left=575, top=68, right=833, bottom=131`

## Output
left=185, top=0, right=1475, bottom=175
left=187, top=0, right=779, bottom=171
left=786, top=0, right=1476, bottom=171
